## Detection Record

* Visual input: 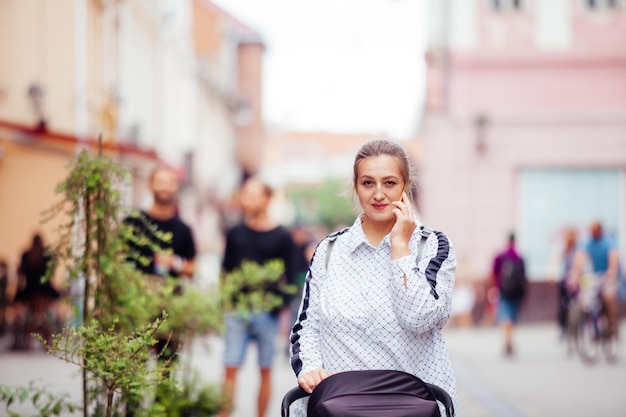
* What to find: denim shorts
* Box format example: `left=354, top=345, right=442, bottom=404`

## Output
left=498, top=298, right=521, bottom=323
left=223, top=311, right=279, bottom=368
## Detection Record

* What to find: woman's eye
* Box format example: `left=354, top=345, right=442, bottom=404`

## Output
left=385, top=181, right=397, bottom=186
left=362, top=181, right=373, bottom=186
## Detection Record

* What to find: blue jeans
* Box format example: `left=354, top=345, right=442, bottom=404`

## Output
left=223, top=311, right=279, bottom=368
left=498, top=298, right=521, bottom=323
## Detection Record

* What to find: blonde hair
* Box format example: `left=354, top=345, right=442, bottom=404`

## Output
left=353, top=139, right=415, bottom=200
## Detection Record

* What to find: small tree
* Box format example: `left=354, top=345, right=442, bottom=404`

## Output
left=2, top=143, right=294, bottom=417
left=40, top=144, right=222, bottom=417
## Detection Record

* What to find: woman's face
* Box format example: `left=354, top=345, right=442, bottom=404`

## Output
left=355, top=154, right=406, bottom=225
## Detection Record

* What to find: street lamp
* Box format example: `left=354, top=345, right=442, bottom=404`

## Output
left=28, top=82, right=47, bottom=132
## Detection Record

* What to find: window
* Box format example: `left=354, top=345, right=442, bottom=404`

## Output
left=493, top=0, right=523, bottom=11
left=587, top=0, right=621, bottom=9
left=519, top=168, right=622, bottom=280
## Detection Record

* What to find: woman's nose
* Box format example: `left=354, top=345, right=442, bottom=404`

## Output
left=374, top=185, right=384, bottom=199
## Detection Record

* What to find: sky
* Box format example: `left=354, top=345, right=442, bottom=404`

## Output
left=211, top=0, right=429, bottom=138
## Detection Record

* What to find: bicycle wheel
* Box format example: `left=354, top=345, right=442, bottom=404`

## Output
left=565, top=300, right=580, bottom=356
left=599, top=316, right=621, bottom=364
left=575, top=311, right=601, bottom=365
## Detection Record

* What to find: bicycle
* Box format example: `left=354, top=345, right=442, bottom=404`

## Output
left=565, top=274, right=620, bottom=365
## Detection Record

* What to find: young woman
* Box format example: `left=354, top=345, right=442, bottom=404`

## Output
left=290, top=139, right=457, bottom=416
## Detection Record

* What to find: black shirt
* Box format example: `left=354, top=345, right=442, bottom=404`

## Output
left=125, top=210, right=196, bottom=277
left=15, top=252, right=60, bottom=301
left=222, top=223, right=298, bottom=302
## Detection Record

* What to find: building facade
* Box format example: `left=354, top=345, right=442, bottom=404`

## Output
left=0, top=0, right=266, bottom=292
left=421, top=0, right=626, bottom=286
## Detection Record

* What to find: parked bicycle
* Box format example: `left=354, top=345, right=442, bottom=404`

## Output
left=565, top=274, right=620, bottom=365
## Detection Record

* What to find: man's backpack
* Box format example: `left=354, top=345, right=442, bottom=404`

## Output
left=500, top=257, right=527, bottom=301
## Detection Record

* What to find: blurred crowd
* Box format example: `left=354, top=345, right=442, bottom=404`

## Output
left=0, top=223, right=327, bottom=355
left=1, top=218, right=622, bottom=354
left=448, top=220, right=624, bottom=340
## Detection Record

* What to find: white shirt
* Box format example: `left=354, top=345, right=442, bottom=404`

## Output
left=290, top=216, right=457, bottom=416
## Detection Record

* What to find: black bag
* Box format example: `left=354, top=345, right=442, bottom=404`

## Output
left=281, top=370, right=454, bottom=417
left=500, top=257, right=527, bottom=301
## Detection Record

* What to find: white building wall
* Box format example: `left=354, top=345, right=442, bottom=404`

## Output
left=422, top=0, right=626, bottom=281
left=535, top=0, right=572, bottom=50
left=120, top=1, right=164, bottom=148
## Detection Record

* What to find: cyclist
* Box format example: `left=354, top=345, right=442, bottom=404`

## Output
left=568, top=221, right=620, bottom=338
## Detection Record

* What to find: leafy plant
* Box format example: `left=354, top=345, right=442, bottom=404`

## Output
left=0, top=382, right=78, bottom=417
left=147, top=372, right=226, bottom=417
left=219, top=259, right=296, bottom=317
left=40, top=145, right=172, bottom=417
left=2, top=142, right=278, bottom=417
left=286, top=179, right=355, bottom=231
left=43, top=317, right=173, bottom=417
left=25, top=143, right=222, bottom=417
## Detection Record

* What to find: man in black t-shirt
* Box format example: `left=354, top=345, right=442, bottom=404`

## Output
left=125, top=166, right=196, bottom=359
left=220, top=177, right=297, bottom=417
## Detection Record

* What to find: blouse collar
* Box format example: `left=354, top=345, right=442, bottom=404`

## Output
left=345, top=216, right=392, bottom=253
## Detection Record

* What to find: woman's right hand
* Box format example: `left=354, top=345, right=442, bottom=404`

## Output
left=298, top=368, right=331, bottom=394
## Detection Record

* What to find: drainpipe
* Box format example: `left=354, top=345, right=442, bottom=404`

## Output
left=441, top=0, right=451, bottom=115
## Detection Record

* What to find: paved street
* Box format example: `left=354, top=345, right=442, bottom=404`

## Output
left=1, top=322, right=625, bottom=417
left=446, top=323, right=626, bottom=417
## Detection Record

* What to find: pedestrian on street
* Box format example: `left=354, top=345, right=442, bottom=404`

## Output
left=11, top=233, right=60, bottom=350
left=569, top=221, right=620, bottom=338
left=289, top=139, right=457, bottom=417
left=125, top=166, right=197, bottom=360
left=220, top=176, right=298, bottom=417
left=491, top=232, right=528, bottom=357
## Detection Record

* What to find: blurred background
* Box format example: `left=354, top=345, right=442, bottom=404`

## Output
left=2, top=0, right=625, bottom=323
left=1, top=1, right=626, bottom=416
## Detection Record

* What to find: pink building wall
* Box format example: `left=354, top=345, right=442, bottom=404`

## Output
left=421, top=0, right=626, bottom=282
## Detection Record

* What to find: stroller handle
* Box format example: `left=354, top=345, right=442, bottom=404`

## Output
left=280, top=383, right=455, bottom=417
left=281, top=386, right=309, bottom=417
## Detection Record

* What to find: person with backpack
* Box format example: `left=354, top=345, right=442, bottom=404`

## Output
left=491, top=232, right=528, bottom=357
left=289, top=139, right=457, bottom=417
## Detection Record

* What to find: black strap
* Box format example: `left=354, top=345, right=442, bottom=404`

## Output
left=416, top=225, right=433, bottom=268
left=324, top=227, right=349, bottom=270
left=325, top=237, right=336, bottom=270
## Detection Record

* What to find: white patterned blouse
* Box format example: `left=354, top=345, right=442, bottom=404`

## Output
left=289, top=216, right=457, bottom=416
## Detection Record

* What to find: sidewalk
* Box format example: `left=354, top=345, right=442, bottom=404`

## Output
left=445, top=322, right=626, bottom=417
left=1, top=322, right=625, bottom=417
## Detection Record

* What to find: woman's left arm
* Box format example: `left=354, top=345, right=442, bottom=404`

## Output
left=389, top=232, right=456, bottom=334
